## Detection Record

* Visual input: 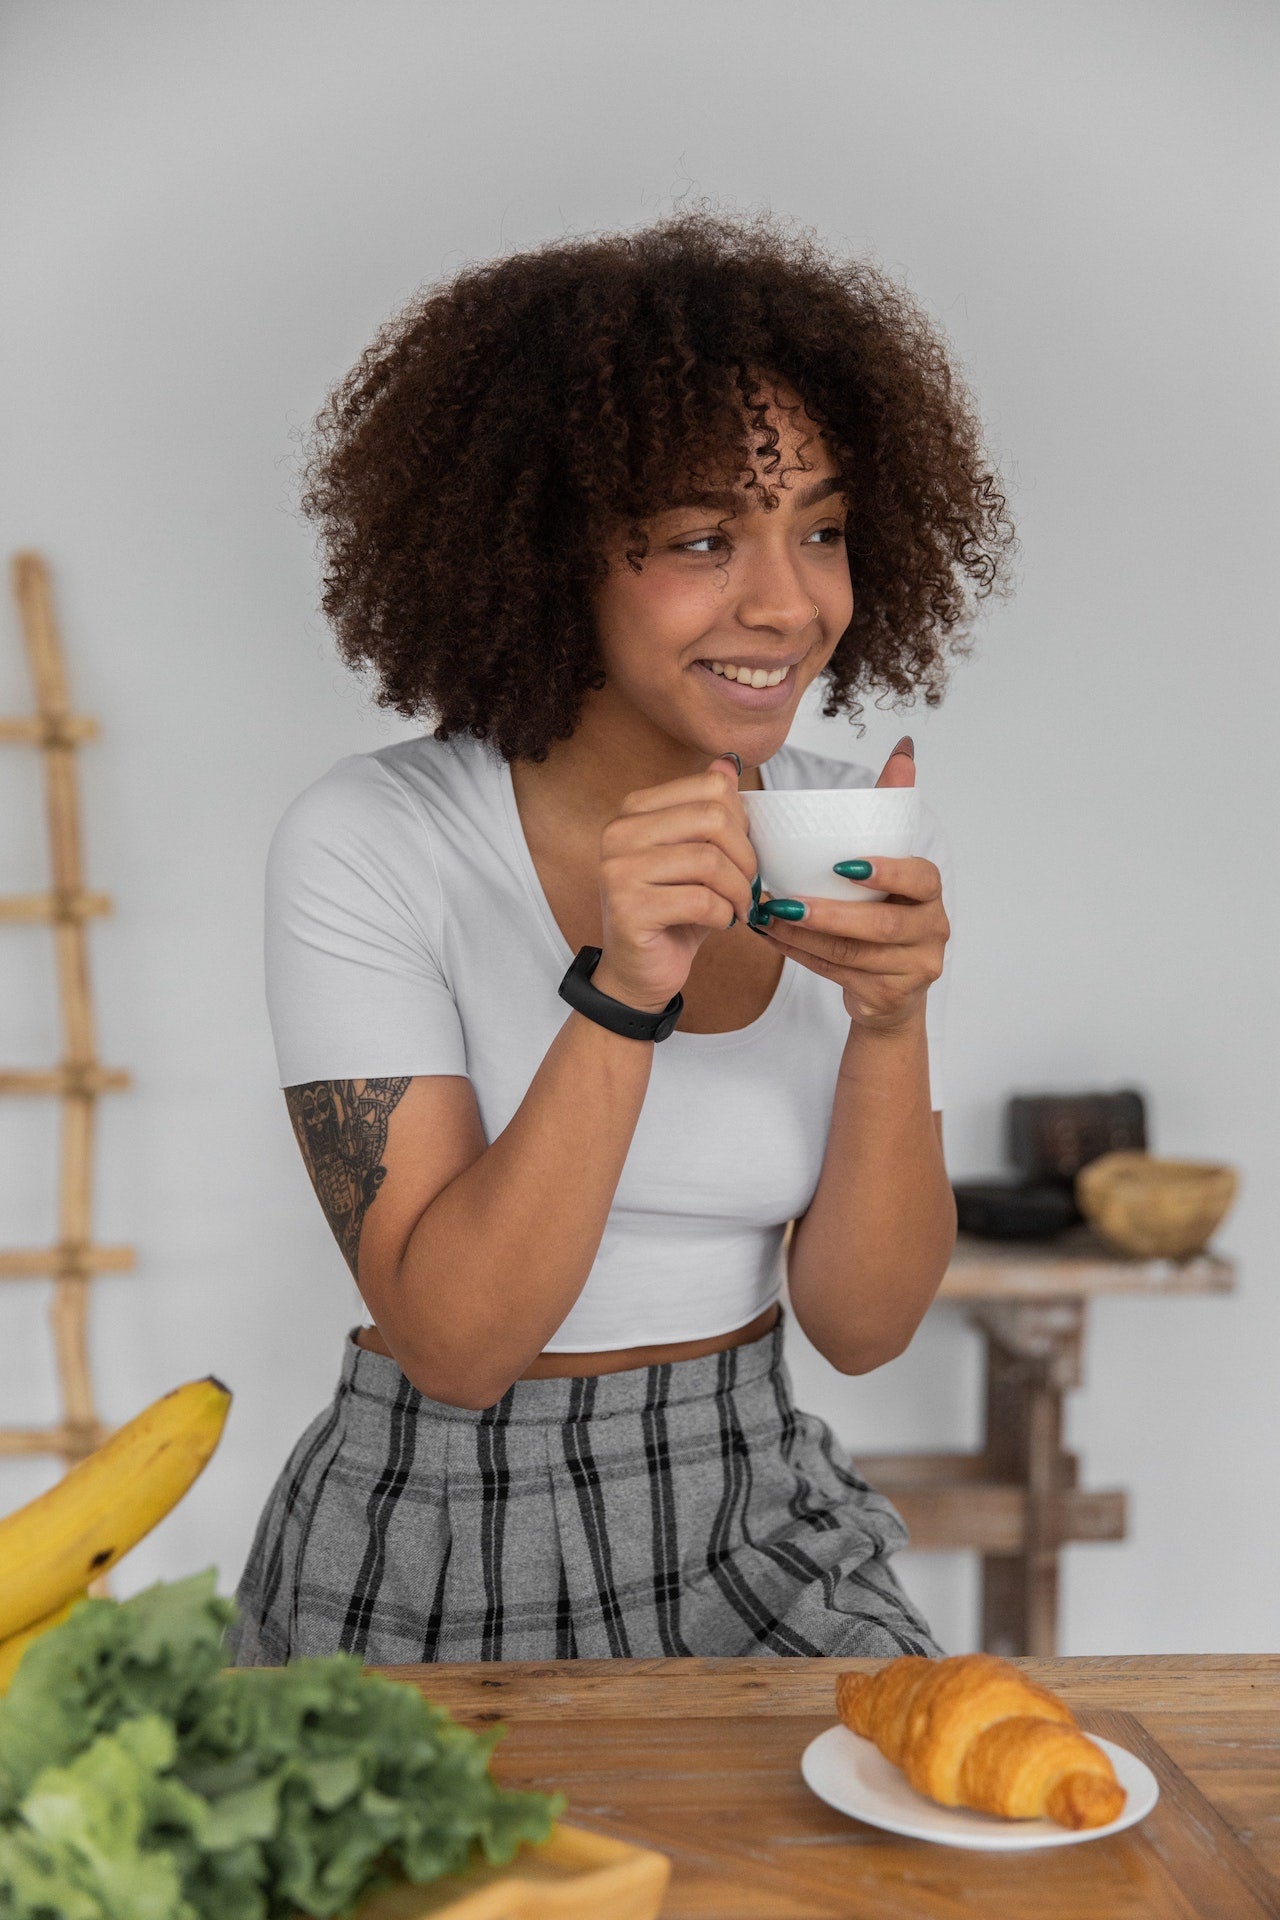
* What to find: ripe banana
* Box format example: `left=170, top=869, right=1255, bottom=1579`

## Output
left=0, top=1376, right=231, bottom=1641
left=0, top=1590, right=86, bottom=1694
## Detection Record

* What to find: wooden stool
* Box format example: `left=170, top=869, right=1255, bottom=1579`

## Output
left=854, top=1222, right=1236, bottom=1656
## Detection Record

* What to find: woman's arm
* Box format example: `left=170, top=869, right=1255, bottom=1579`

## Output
left=287, top=979, right=660, bottom=1411
left=754, top=815, right=954, bottom=1371
left=783, top=1009, right=956, bottom=1371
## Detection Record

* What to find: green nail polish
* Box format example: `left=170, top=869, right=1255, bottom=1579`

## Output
left=764, top=898, right=807, bottom=921
left=751, top=873, right=762, bottom=904
left=833, top=860, right=873, bottom=880
left=748, top=903, right=771, bottom=929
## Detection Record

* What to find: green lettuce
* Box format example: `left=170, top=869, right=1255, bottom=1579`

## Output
left=0, top=1573, right=562, bottom=1919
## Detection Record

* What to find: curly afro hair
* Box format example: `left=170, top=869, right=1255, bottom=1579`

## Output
left=300, top=204, right=1016, bottom=762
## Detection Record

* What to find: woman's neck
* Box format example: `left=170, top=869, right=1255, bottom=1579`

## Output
left=510, top=701, right=766, bottom=843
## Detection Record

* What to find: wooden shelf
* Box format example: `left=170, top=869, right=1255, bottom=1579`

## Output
left=939, top=1221, right=1235, bottom=1300
left=856, top=1449, right=1126, bottom=1553
left=862, top=1230, right=1239, bottom=1655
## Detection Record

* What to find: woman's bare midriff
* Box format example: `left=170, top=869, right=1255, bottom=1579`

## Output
left=353, top=1300, right=782, bottom=1376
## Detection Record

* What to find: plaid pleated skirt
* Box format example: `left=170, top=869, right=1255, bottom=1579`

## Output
left=225, top=1316, right=943, bottom=1666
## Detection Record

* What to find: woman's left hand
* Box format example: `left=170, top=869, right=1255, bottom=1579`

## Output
left=755, top=735, right=949, bottom=1035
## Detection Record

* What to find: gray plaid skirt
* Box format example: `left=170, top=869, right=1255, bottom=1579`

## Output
left=225, top=1316, right=943, bottom=1666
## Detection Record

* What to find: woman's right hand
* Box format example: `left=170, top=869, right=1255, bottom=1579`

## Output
left=593, top=753, right=758, bottom=1013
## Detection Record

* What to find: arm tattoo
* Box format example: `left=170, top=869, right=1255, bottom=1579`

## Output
left=284, top=1078, right=411, bottom=1278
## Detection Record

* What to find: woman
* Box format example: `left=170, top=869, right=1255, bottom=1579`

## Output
left=228, top=208, right=1014, bottom=1666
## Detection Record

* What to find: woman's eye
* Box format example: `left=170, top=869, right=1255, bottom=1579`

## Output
left=674, top=524, right=846, bottom=556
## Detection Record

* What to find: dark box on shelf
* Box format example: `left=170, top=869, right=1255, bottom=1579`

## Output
left=1006, top=1089, right=1147, bottom=1187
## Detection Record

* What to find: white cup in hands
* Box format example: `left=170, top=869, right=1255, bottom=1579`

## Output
left=740, top=787, right=924, bottom=905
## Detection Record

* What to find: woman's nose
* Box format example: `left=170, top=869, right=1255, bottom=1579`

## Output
left=733, top=573, right=823, bottom=636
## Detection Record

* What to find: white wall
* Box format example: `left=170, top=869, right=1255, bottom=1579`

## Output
left=1, top=0, right=1276, bottom=1656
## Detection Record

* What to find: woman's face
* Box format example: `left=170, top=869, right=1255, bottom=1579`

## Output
left=590, top=384, right=853, bottom=763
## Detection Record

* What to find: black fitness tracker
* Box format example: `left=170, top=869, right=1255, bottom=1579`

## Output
left=557, top=945, right=683, bottom=1042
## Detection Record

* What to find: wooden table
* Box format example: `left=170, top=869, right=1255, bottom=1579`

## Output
left=389, top=1654, right=1280, bottom=1919
left=848, top=1224, right=1237, bottom=1657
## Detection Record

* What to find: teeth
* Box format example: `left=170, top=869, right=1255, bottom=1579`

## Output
left=706, top=661, right=789, bottom=687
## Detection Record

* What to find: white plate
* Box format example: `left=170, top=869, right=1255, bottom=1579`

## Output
left=801, top=1725, right=1159, bottom=1851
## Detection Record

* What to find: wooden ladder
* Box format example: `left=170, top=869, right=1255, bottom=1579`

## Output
left=0, top=551, right=133, bottom=1477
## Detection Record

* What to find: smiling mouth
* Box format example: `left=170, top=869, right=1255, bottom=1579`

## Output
left=692, top=659, right=798, bottom=703
left=694, top=659, right=799, bottom=686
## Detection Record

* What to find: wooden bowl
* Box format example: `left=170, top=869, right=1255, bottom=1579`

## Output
left=1074, top=1151, right=1238, bottom=1260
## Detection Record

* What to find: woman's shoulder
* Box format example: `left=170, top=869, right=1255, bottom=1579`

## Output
left=763, top=740, right=877, bottom=790
left=270, top=731, right=486, bottom=847
left=266, top=751, right=409, bottom=873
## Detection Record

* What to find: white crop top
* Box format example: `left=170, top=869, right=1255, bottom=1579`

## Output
left=264, top=731, right=953, bottom=1351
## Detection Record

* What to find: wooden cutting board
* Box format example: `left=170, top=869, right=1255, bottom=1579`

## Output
left=381, top=1655, right=1280, bottom=1919
left=464, top=1707, right=1279, bottom=1919
left=351, top=1824, right=669, bottom=1920
left=1069, top=1711, right=1277, bottom=1920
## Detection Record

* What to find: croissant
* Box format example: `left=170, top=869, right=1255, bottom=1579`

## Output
left=835, top=1652, right=1125, bottom=1829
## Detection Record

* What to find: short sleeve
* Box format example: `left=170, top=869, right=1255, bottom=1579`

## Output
left=264, top=755, right=469, bottom=1088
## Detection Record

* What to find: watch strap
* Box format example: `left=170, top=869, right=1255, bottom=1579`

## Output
left=557, top=945, right=684, bottom=1042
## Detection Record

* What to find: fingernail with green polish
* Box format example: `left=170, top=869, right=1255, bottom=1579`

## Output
left=748, top=903, right=771, bottom=929
left=763, top=898, right=807, bottom=921
left=751, top=873, right=762, bottom=904
left=833, top=860, right=874, bottom=880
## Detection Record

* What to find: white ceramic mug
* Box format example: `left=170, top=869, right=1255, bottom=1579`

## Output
left=740, top=787, right=924, bottom=904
